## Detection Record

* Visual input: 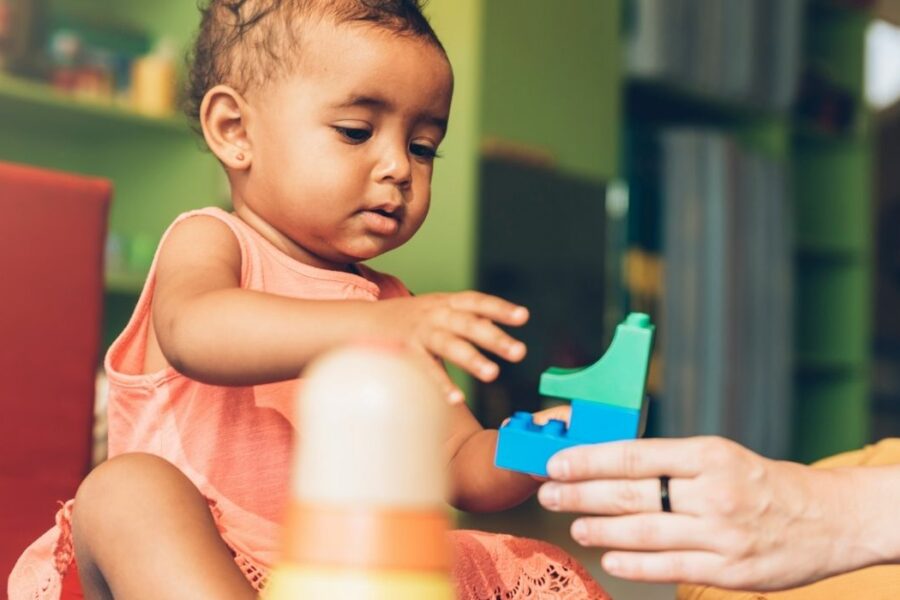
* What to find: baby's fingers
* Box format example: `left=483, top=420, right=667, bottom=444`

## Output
left=532, top=404, right=572, bottom=425
left=445, top=310, right=526, bottom=363
left=422, top=353, right=465, bottom=404
left=427, top=329, right=500, bottom=383
left=448, top=291, right=529, bottom=327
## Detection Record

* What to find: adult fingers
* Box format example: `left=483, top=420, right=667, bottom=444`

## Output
left=599, top=550, right=727, bottom=586
left=570, top=513, right=724, bottom=554
left=547, top=437, right=732, bottom=481
left=447, top=291, right=529, bottom=326
left=539, top=476, right=705, bottom=516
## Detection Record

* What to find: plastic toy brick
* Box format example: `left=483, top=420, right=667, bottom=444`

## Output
left=495, top=401, right=644, bottom=477
left=566, top=398, right=645, bottom=442
left=539, top=312, right=654, bottom=411
left=494, top=312, right=655, bottom=477
left=494, top=414, right=572, bottom=477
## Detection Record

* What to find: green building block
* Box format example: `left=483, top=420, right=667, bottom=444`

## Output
left=539, top=312, right=655, bottom=410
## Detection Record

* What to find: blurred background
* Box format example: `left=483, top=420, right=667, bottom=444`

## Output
left=1, top=0, right=898, bottom=596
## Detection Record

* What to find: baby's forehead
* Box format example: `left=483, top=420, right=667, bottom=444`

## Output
left=272, top=20, right=452, bottom=98
left=235, top=17, right=447, bottom=95
left=296, top=19, right=448, bottom=72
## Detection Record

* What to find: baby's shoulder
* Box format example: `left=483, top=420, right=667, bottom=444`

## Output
left=156, top=208, right=243, bottom=275
left=162, top=207, right=244, bottom=246
left=167, top=206, right=237, bottom=234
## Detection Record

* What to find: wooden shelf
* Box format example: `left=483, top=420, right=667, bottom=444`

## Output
left=626, top=77, right=789, bottom=124
left=796, top=245, right=868, bottom=261
left=810, top=0, right=875, bottom=19
left=796, top=357, right=866, bottom=373
left=625, top=77, right=792, bottom=159
left=0, top=71, right=189, bottom=137
left=792, top=119, right=867, bottom=143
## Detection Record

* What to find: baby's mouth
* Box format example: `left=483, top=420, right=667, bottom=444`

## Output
left=369, top=207, right=397, bottom=219
left=361, top=203, right=405, bottom=222
left=359, top=206, right=403, bottom=235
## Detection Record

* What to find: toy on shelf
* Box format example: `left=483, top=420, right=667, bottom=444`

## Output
left=495, top=312, right=655, bottom=477
left=266, top=342, right=454, bottom=600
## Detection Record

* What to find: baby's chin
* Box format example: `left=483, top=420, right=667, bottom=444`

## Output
left=340, top=237, right=407, bottom=263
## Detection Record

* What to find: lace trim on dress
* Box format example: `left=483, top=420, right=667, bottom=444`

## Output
left=234, top=553, right=269, bottom=591
left=206, top=496, right=270, bottom=591
left=450, top=530, right=611, bottom=600
left=51, top=501, right=76, bottom=577
left=22, top=500, right=76, bottom=600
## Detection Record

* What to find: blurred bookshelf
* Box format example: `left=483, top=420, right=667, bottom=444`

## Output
left=793, top=1, right=873, bottom=463
left=0, top=71, right=188, bottom=135
left=872, top=102, right=900, bottom=442
left=0, top=0, right=222, bottom=344
left=620, top=0, right=874, bottom=463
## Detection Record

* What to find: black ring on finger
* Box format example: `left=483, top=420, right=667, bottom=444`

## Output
left=659, top=475, right=672, bottom=513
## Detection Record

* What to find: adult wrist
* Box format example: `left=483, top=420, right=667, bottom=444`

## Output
left=828, top=467, right=900, bottom=573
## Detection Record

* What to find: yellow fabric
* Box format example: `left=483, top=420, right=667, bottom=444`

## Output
left=264, top=564, right=454, bottom=600
left=677, top=438, right=900, bottom=600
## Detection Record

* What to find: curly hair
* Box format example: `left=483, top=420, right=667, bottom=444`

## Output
left=184, top=0, right=444, bottom=130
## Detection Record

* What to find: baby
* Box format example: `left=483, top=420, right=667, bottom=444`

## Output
left=9, top=2, right=605, bottom=599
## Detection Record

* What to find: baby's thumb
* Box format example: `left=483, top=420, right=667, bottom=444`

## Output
left=424, top=357, right=465, bottom=404
left=532, top=404, right=572, bottom=425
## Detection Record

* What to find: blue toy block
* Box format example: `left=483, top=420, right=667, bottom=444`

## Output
left=495, top=401, right=643, bottom=477
left=494, top=312, right=655, bottom=477
left=494, top=414, right=572, bottom=477
left=567, top=399, right=645, bottom=442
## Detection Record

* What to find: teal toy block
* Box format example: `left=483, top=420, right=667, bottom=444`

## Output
left=494, top=312, right=655, bottom=477
left=495, top=401, right=644, bottom=476
left=539, top=312, right=654, bottom=411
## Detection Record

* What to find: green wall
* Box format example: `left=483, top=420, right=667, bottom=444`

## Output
left=369, top=0, right=484, bottom=295
left=480, top=0, right=622, bottom=182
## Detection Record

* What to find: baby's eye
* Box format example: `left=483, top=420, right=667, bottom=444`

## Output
left=335, top=127, right=372, bottom=143
left=410, top=143, right=439, bottom=159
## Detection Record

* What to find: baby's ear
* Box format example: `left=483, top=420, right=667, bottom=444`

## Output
left=199, top=84, right=252, bottom=171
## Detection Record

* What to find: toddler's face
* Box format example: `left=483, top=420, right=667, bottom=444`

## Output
left=237, top=21, right=452, bottom=271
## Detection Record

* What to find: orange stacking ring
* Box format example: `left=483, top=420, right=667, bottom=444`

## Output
left=281, top=503, right=450, bottom=571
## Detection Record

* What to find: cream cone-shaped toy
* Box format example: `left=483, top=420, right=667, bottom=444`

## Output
left=265, top=342, right=455, bottom=599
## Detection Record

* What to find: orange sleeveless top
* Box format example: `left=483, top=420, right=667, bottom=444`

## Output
left=8, top=207, right=411, bottom=597
left=104, top=207, right=410, bottom=583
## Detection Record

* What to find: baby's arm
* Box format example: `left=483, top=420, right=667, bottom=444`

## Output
left=445, top=404, right=571, bottom=512
left=152, top=216, right=527, bottom=392
left=152, top=216, right=375, bottom=385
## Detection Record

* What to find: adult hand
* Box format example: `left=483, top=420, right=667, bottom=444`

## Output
left=374, top=292, right=528, bottom=403
left=537, top=436, right=884, bottom=591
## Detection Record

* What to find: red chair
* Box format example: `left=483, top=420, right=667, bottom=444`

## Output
left=0, top=161, right=111, bottom=582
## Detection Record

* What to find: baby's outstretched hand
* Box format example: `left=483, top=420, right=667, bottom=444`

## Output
left=374, top=291, right=529, bottom=402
